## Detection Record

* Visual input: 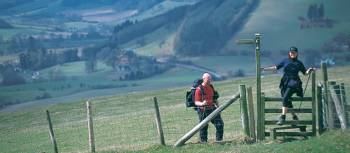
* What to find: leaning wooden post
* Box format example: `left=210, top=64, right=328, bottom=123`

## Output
left=317, top=84, right=325, bottom=135
left=327, top=81, right=336, bottom=128
left=46, top=110, right=58, bottom=153
left=247, top=87, right=256, bottom=139
left=329, top=85, right=348, bottom=129
left=240, top=85, right=250, bottom=137
left=311, top=71, right=317, bottom=136
left=340, top=83, right=349, bottom=126
left=321, top=62, right=331, bottom=128
left=86, top=101, right=96, bottom=153
left=153, top=97, right=165, bottom=146
left=174, top=92, right=241, bottom=147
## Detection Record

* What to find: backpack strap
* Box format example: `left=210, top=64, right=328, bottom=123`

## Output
left=199, top=85, right=205, bottom=102
left=210, top=84, right=215, bottom=90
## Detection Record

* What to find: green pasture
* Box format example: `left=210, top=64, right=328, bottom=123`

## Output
left=0, top=28, right=41, bottom=40
left=232, top=0, right=350, bottom=51
left=0, top=66, right=349, bottom=153
left=0, top=60, right=201, bottom=105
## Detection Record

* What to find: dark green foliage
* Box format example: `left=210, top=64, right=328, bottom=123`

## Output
left=82, top=46, right=99, bottom=73
left=307, top=3, right=326, bottom=21
left=1, top=67, right=26, bottom=86
left=35, top=92, right=51, bottom=100
left=114, top=6, right=187, bottom=45
left=0, top=18, right=13, bottom=29
left=111, top=0, right=257, bottom=56
left=19, top=48, right=77, bottom=71
left=174, top=0, right=251, bottom=55
left=85, top=59, right=97, bottom=73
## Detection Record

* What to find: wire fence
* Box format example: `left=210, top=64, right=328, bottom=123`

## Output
left=0, top=87, right=246, bottom=153
left=320, top=81, right=350, bottom=129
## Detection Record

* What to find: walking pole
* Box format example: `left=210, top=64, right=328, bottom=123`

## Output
left=297, top=70, right=313, bottom=114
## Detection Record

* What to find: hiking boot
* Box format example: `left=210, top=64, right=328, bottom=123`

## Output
left=276, top=115, right=286, bottom=125
left=291, top=115, right=299, bottom=126
left=199, top=140, right=207, bottom=144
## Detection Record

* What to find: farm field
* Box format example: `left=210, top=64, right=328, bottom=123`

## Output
left=230, top=0, right=350, bottom=52
left=0, top=66, right=349, bottom=153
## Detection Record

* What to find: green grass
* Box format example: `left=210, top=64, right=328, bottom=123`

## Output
left=0, top=61, right=203, bottom=105
left=127, top=130, right=350, bottom=153
left=0, top=66, right=349, bottom=153
left=0, top=28, right=41, bottom=40
left=231, top=0, right=350, bottom=51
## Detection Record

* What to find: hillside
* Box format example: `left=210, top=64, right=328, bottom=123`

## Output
left=228, top=0, right=350, bottom=52
left=112, top=0, right=350, bottom=57
left=0, top=66, right=349, bottom=152
left=0, top=19, right=13, bottom=29
left=114, top=0, right=259, bottom=56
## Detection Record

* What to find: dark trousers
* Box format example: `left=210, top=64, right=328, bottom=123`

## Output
left=282, top=88, right=297, bottom=108
left=197, top=107, right=224, bottom=142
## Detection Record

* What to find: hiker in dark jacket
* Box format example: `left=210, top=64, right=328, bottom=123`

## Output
left=195, top=73, right=224, bottom=143
left=262, top=47, right=314, bottom=125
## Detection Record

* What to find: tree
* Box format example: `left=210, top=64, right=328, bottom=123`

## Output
left=319, top=3, right=324, bottom=19
left=307, top=5, right=313, bottom=20
left=82, top=46, right=98, bottom=73
left=85, top=59, right=96, bottom=73
left=1, top=67, right=26, bottom=86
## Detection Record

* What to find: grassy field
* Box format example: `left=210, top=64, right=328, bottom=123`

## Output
left=230, top=0, right=350, bottom=52
left=0, top=60, right=203, bottom=106
left=0, top=66, right=349, bottom=153
left=0, top=28, right=42, bottom=40
left=0, top=53, right=277, bottom=106
left=129, top=130, right=350, bottom=153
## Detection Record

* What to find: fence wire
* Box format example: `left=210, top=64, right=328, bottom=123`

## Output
left=0, top=88, right=245, bottom=153
left=321, top=82, right=350, bottom=129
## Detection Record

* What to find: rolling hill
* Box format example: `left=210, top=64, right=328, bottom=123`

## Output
left=114, top=0, right=259, bottom=56
left=0, top=19, right=13, bottom=29
left=112, top=0, right=350, bottom=57
left=228, top=0, right=350, bottom=52
left=0, top=65, right=349, bottom=152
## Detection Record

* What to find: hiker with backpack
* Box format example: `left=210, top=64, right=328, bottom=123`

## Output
left=262, top=47, right=315, bottom=125
left=193, top=73, right=224, bottom=143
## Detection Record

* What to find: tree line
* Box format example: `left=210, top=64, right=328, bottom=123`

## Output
left=307, top=3, right=325, bottom=21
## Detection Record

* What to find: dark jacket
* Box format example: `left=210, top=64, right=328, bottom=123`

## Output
left=276, top=58, right=306, bottom=97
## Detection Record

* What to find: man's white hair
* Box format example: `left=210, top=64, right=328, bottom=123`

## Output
left=202, top=73, right=211, bottom=79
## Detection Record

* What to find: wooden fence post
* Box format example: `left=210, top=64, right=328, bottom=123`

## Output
left=86, top=101, right=95, bottom=153
left=240, top=85, right=250, bottom=137
left=260, top=93, right=265, bottom=140
left=247, top=87, right=256, bottom=139
left=311, top=71, right=317, bottom=136
left=153, top=97, right=165, bottom=146
left=317, top=85, right=325, bottom=135
left=321, top=62, right=330, bottom=128
left=46, top=110, right=58, bottom=153
left=255, top=33, right=263, bottom=141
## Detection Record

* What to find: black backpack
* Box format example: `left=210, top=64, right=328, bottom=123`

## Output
left=185, top=79, right=219, bottom=108
left=186, top=79, right=204, bottom=108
